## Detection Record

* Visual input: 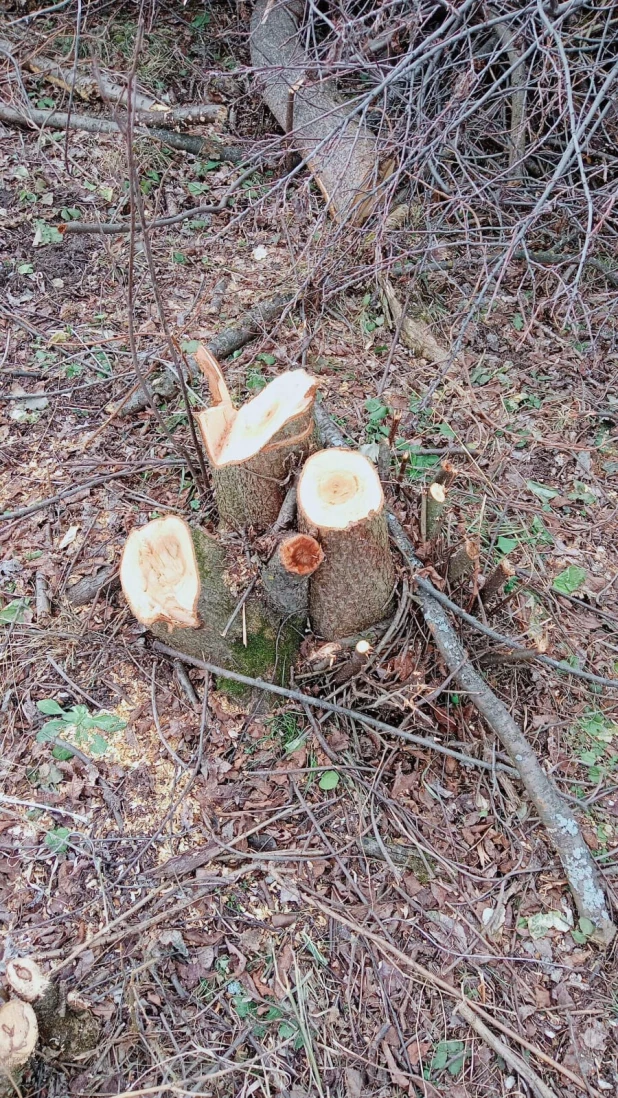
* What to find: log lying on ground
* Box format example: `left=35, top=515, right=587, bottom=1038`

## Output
left=0, top=39, right=223, bottom=123
left=297, top=448, right=395, bottom=639
left=250, top=0, right=391, bottom=224
left=196, top=348, right=318, bottom=531
left=120, top=516, right=303, bottom=687
left=6, top=957, right=98, bottom=1060
left=261, top=533, right=323, bottom=617
left=0, top=104, right=243, bottom=163
left=0, top=1000, right=37, bottom=1098
left=315, top=403, right=616, bottom=945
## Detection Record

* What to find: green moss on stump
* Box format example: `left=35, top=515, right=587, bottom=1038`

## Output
left=152, top=526, right=303, bottom=697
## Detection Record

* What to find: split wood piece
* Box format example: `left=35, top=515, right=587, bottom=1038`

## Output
left=261, top=533, right=323, bottom=617
left=297, top=448, right=395, bottom=640
left=420, top=482, right=446, bottom=541
left=481, top=558, right=515, bottom=606
left=121, top=516, right=303, bottom=688
left=447, top=538, right=479, bottom=584
left=250, top=0, right=392, bottom=224
left=6, top=957, right=98, bottom=1061
left=196, top=349, right=318, bottom=531
left=0, top=1000, right=37, bottom=1097
left=0, top=104, right=243, bottom=164
left=388, top=513, right=616, bottom=947
left=0, top=39, right=223, bottom=122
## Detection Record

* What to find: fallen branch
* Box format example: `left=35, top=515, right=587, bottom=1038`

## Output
left=118, top=292, right=294, bottom=416
left=250, top=0, right=391, bottom=224
left=0, top=102, right=243, bottom=163
left=4, top=40, right=223, bottom=124
left=314, top=401, right=616, bottom=944
left=455, top=1001, right=555, bottom=1098
left=388, top=514, right=616, bottom=945
left=153, top=641, right=517, bottom=775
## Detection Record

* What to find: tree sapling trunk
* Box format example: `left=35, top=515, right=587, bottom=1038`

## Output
left=297, top=448, right=395, bottom=639
left=195, top=346, right=318, bottom=531
left=261, top=533, right=324, bottom=617
left=120, top=516, right=304, bottom=689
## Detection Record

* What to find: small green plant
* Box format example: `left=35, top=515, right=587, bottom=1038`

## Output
left=246, top=364, right=267, bottom=391
left=319, top=770, right=339, bottom=791
left=141, top=169, right=161, bottom=195
left=0, top=599, right=29, bottom=625
left=36, top=700, right=126, bottom=756
left=429, top=1039, right=466, bottom=1079
left=571, top=916, right=596, bottom=945
left=364, top=397, right=390, bottom=441
left=44, top=826, right=71, bottom=855
left=267, top=712, right=305, bottom=753
left=553, top=565, right=587, bottom=595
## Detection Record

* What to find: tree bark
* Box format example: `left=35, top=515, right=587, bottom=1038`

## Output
left=297, top=448, right=395, bottom=639
left=250, top=0, right=391, bottom=224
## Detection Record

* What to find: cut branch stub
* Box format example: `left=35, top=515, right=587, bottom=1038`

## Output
left=0, top=1000, right=38, bottom=1078
left=120, top=516, right=200, bottom=630
left=5, top=957, right=99, bottom=1061
left=121, top=516, right=303, bottom=689
left=298, top=448, right=395, bottom=640
left=262, top=533, right=323, bottom=617
left=196, top=350, right=318, bottom=531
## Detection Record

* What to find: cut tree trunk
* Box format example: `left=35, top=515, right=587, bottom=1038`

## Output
left=261, top=533, right=324, bottom=617
left=120, top=516, right=303, bottom=690
left=196, top=347, right=318, bottom=531
left=297, top=448, right=395, bottom=639
left=250, top=0, right=391, bottom=224
left=0, top=1000, right=37, bottom=1098
left=6, top=958, right=98, bottom=1061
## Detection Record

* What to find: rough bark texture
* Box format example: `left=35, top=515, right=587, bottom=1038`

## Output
left=298, top=450, right=395, bottom=640
left=388, top=513, right=616, bottom=946
left=261, top=534, right=323, bottom=617
left=149, top=527, right=303, bottom=693
left=208, top=413, right=317, bottom=532
left=66, top=565, right=119, bottom=606
left=447, top=538, right=479, bottom=584
left=5, top=958, right=98, bottom=1061
left=250, top=0, right=389, bottom=224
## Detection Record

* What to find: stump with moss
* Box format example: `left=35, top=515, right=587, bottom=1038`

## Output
left=121, top=516, right=304, bottom=692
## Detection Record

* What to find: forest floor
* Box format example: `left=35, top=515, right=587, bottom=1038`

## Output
left=1, top=4, right=618, bottom=1098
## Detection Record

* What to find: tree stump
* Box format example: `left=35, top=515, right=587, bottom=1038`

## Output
left=195, top=347, right=318, bottom=531
left=297, top=448, right=395, bottom=639
left=120, top=516, right=304, bottom=691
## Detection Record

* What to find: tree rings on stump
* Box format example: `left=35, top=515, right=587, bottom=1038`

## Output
left=297, top=448, right=395, bottom=640
left=262, top=533, right=324, bottom=617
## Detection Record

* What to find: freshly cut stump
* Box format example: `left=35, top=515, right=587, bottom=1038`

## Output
left=262, top=533, right=324, bottom=617
left=0, top=999, right=37, bottom=1097
left=196, top=347, right=318, bottom=531
left=298, top=449, right=395, bottom=639
left=5, top=957, right=98, bottom=1060
left=121, top=516, right=303, bottom=690
left=120, top=515, right=200, bottom=629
